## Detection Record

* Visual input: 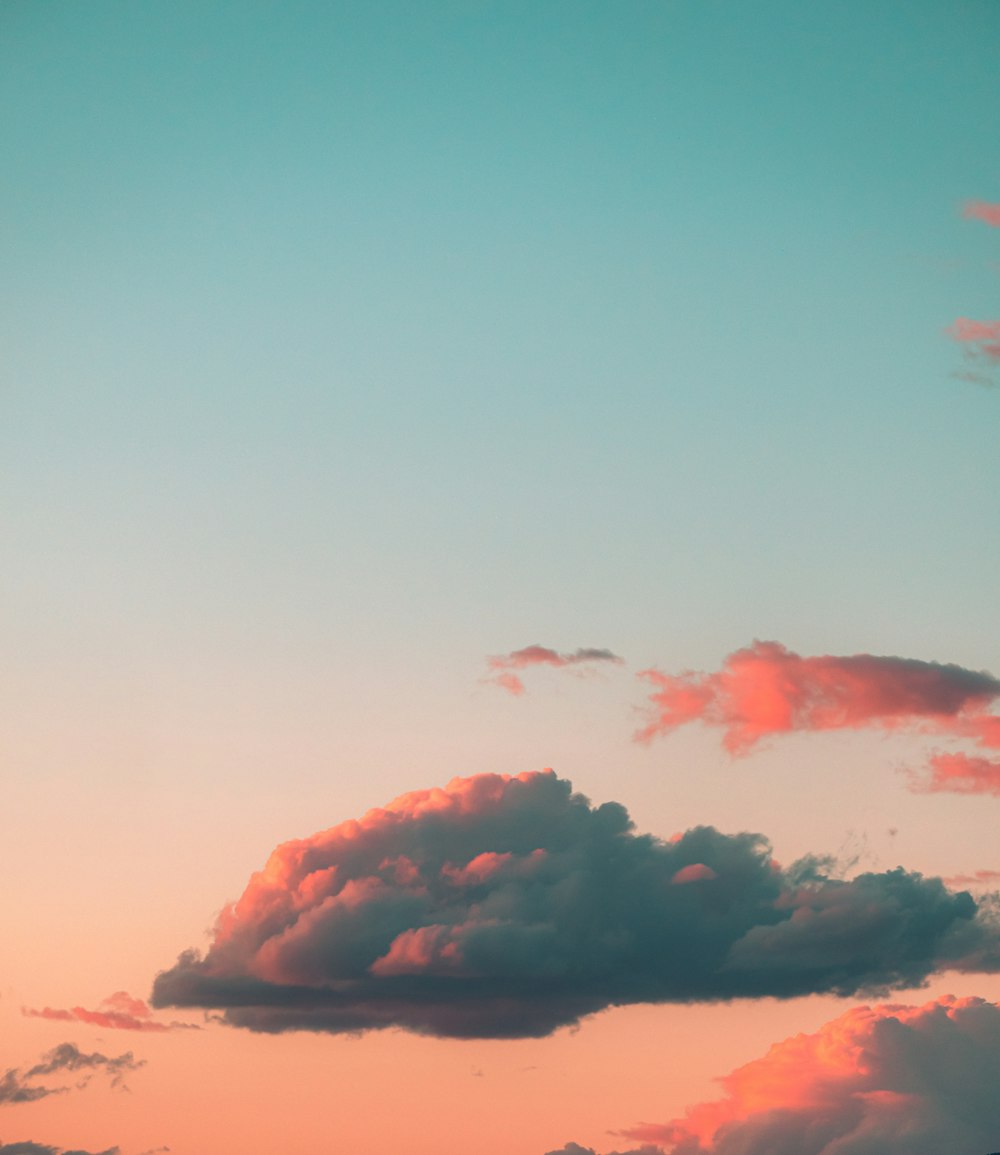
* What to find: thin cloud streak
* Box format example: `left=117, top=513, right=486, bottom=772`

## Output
left=153, top=771, right=1000, bottom=1038
left=23, top=992, right=199, bottom=1034
left=486, top=645, right=624, bottom=695
left=1, top=1045, right=143, bottom=1108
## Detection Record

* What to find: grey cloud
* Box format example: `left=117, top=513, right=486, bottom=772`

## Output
left=152, top=771, right=1000, bottom=1038
left=1, top=1045, right=143, bottom=1108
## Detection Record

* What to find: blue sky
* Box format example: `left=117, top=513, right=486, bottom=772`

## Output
left=1, top=5, right=999, bottom=1152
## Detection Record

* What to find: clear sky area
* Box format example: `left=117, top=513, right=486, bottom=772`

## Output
left=2, top=3, right=999, bottom=1154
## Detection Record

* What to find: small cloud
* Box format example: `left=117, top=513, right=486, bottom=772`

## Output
left=485, top=645, right=624, bottom=695
left=1, top=1044, right=144, bottom=1108
left=23, top=992, right=199, bottom=1034
left=963, top=200, right=1000, bottom=227
left=943, top=869, right=1000, bottom=889
left=910, top=751, right=1000, bottom=796
left=0, top=1144, right=120, bottom=1155
left=946, top=317, right=1000, bottom=387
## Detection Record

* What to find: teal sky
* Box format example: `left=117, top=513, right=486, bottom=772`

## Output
left=2, top=8, right=1000, bottom=1151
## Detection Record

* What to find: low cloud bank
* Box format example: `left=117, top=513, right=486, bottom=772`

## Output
left=153, top=771, right=1000, bottom=1038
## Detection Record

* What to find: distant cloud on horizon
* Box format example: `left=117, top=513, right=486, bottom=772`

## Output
left=153, top=770, right=1000, bottom=1039
left=0, top=1143, right=120, bottom=1155
left=485, top=645, right=624, bottom=695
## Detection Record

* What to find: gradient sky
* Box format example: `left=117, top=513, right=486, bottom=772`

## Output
left=2, top=3, right=999, bottom=1154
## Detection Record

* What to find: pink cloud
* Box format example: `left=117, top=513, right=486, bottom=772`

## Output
left=912, top=751, right=1000, bottom=796
left=943, top=868, right=1000, bottom=889
left=486, top=645, right=624, bottom=694
left=24, top=991, right=199, bottom=1033
left=670, top=864, right=717, bottom=885
left=637, top=640, right=1000, bottom=755
left=963, top=199, right=1000, bottom=227
left=946, top=317, right=1000, bottom=343
left=618, top=995, right=1000, bottom=1154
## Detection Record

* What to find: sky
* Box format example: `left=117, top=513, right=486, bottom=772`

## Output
left=1, top=2, right=999, bottom=1152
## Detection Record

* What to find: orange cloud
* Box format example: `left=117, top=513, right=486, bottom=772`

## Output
left=637, top=640, right=1000, bottom=755
left=152, top=771, right=1000, bottom=1038
left=23, top=991, right=199, bottom=1034
left=486, top=645, right=624, bottom=694
left=617, top=995, right=1000, bottom=1154
left=963, top=199, right=1000, bottom=227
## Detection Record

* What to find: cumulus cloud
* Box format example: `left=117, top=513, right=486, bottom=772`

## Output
left=964, top=200, right=1000, bottom=227
left=152, top=771, right=1000, bottom=1039
left=617, top=995, right=1000, bottom=1155
left=1, top=1044, right=144, bottom=1107
left=486, top=645, right=624, bottom=695
left=23, top=992, right=198, bottom=1034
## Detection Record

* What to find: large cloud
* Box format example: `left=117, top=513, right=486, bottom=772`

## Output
left=152, top=771, right=1000, bottom=1038
left=617, top=995, right=1000, bottom=1155
left=486, top=645, right=624, bottom=695
left=637, top=641, right=1000, bottom=790
left=1, top=1045, right=143, bottom=1107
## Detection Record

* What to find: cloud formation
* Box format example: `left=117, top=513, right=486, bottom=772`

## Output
left=545, top=1145, right=663, bottom=1155
left=486, top=645, right=624, bottom=695
left=153, top=771, right=1000, bottom=1039
left=0, top=1145, right=119, bottom=1155
left=618, top=995, right=1000, bottom=1155
left=23, top=992, right=198, bottom=1034
left=638, top=641, right=1000, bottom=789
left=964, top=200, right=1000, bottom=227
left=1, top=1044, right=143, bottom=1107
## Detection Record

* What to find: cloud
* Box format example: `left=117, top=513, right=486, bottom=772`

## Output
left=943, top=869, right=1000, bottom=889
left=0, top=1144, right=119, bottom=1155
left=617, top=995, right=1000, bottom=1155
left=946, top=317, right=1000, bottom=387
left=963, top=200, right=1000, bottom=227
left=23, top=992, right=198, bottom=1034
left=486, top=645, right=624, bottom=695
left=637, top=640, right=1000, bottom=789
left=152, top=770, right=1000, bottom=1039
left=1, top=1044, right=144, bottom=1107
left=911, top=752, right=1000, bottom=796
left=544, top=1145, right=664, bottom=1155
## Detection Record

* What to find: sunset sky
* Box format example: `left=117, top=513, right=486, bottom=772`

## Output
left=2, top=3, right=1000, bottom=1153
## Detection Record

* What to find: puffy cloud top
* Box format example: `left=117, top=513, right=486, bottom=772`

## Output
left=153, top=772, right=1000, bottom=1038
left=621, top=995, right=1000, bottom=1155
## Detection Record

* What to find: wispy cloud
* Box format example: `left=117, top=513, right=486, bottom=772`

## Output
left=23, top=992, right=198, bottom=1034
left=911, top=751, right=1000, bottom=795
left=944, top=868, right=1000, bottom=889
left=963, top=200, right=1000, bottom=227
left=617, top=995, right=1000, bottom=1154
left=153, top=771, right=1000, bottom=1039
left=485, top=645, right=624, bottom=695
left=1, top=1044, right=143, bottom=1108
left=946, top=316, right=1000, bottom=387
